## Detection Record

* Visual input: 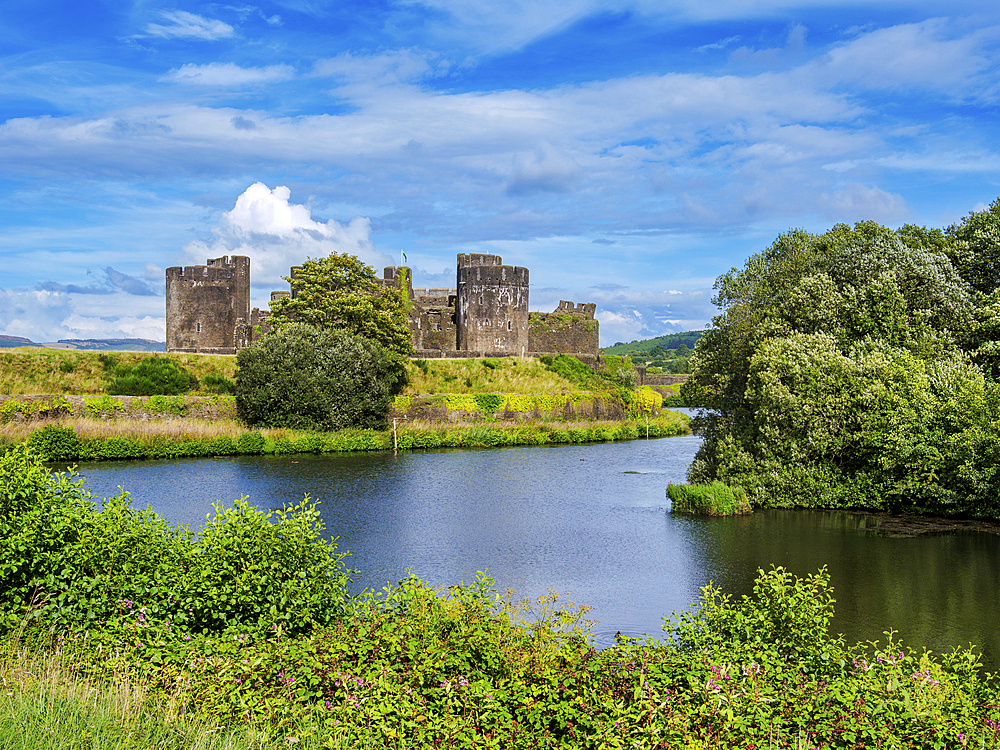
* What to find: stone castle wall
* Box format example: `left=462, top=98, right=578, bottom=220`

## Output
left=167, top=252, right=600, bottom=360
left=527, top=300, right=599, bottom=356
left=455, top=254, right=529, bottom=355
left=165, top=256, right=249, bottom=355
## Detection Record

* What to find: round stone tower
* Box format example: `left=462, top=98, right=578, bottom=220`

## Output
left=455, top=253, right=529, bottom=355
left=165, top=256, right=250, bottom=354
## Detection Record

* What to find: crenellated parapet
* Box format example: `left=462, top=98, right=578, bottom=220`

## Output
left=165, top=256, right=249, bottom=354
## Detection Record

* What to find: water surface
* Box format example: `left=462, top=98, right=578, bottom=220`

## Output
left=73, top=436, right=1000, bottom=666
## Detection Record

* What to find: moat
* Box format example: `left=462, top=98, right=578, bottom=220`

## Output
left=72, top=435, right=1000, bottom=669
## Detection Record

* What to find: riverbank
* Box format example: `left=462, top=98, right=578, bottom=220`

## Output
left=3, top=445, right=997, bottom=748
left=3, top=411, right=690, bottom=462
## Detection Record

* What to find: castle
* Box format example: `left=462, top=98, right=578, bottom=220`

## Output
left=165, top=253, right=599, bottom=360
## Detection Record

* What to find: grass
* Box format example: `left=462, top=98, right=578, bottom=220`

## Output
left=0, top=417, right=250, bottom=446
left=0, top=637, right=284, bottom=750
left=0, top=349, right=237, bottom=396
left=2, top=350, right=577, bottom=398
left=668, top=481, right=752, bottom=516
left=402, top=357, right=578, bottom=395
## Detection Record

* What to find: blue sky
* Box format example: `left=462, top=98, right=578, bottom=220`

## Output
left=1, top=0, right=998, bottom=345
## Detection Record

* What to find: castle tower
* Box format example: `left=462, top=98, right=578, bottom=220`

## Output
left=165, top=256, right=250, bottom=354
left=456, top=253, right=529, bottom=355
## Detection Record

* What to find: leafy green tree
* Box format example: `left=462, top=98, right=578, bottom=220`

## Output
left=235, top=323, right=407, bottom=431
left=266, top=252, right=413, bottom=357
left=683, top=218, right=992, bottom=513
left=944, top=198, right=1000, bottom=297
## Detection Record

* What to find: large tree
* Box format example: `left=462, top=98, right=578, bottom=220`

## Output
left=266, top=252, right=413, bottom=357
left=681, top=217, right=1000, bottom=515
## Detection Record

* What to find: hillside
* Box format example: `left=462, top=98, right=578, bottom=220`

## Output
left=603, top=330, right=703, bottom=355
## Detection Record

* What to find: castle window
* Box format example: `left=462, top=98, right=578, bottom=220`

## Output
left=507, top=321, right=512, bottom=331
left=196, top=322, right=202, bottom=333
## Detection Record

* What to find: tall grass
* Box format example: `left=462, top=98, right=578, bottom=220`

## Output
left=0, top=349, right=236, bottom=396
left=0, top=636, right=301, bottom=750
left=0, top=417, right=249, bottom=446
left=403, top=357, right=577, bottom=394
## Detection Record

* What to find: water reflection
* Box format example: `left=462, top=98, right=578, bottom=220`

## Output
left=71, top=436, right=1000, bottom=666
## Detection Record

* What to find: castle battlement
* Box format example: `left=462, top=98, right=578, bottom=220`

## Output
left=167, top=252, right=599, bottom=360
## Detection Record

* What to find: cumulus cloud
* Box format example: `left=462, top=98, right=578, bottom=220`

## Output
left=183, top=183, right=394, bottom=304
left=164, top=63, right=295, bottom=86
left=144, top=10, right=234, bottom=40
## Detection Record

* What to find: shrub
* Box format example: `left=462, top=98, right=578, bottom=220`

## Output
left=235, top=324, right=407, bottom=431
left=27, top=424, right=81, bottom=462
left=200, top=374, right=235, bottom=395
left=667, top=481, right=751, bottom=516
left=0, top=448, right=351, bottom=637
left=107, top=357, right=198, bottom=396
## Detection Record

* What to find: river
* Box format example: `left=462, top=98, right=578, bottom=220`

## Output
left=71, top=433, right=1000, bottom=667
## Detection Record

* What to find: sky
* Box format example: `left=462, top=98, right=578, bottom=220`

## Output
left=1, top=1, right=998, bottom=346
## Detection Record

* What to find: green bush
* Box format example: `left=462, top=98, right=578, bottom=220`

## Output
left=107, top=357, right=198, bottom=396
left=200, top=374, right=235, bottom=395
left=235, top=324, right=407, bottom=431
left=667, top=481, right=751, bottom=516
left=26, top=424, right=81, bottom=462
left=235, top=431, right=266, bottom=454
left=0, top=447, right=351, bottom=637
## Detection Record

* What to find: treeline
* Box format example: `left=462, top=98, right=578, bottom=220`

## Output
left=3, top=446, right=997, bottom=748
left=683, top=199, right=1000, bottom=517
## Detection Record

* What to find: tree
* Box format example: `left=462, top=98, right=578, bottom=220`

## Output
left=266, top=253, right=413, bottom=357
left=944, top=198, right=1000, bottom=297
left=235, top=324, right=407, bottom=431
left=683, top=218, right=987, bottom=513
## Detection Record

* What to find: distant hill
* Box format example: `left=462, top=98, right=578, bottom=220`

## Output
left=0, top=335, right=35, bottom=348
left=604, top=330, right=704, bottom=355
left=55, top=339, right=166, bottom=352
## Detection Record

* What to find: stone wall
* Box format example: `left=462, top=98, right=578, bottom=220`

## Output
left=527, top=300, right=599, bottom=356
left=456, top=254, right=529, bottom=355
left=165, top=256, right=249, bottom=355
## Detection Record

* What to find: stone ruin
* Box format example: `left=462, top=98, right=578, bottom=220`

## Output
left=166, top=253, right=599, bottom=361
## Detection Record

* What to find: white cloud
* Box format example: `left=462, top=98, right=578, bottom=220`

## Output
left=818, top=182, right=910, bottom=223
left=312, top=49, right=450, bottom=86
left=810, top=19, right=1000, bottom=98
left=0, top=288, right=165, bottom=342
left=183, top=183, right=393, bottom=306
left=145, top=10, right=235, bottom=41
left=164, top=63, right=295, bottom=86
left=506, top=142, right=582, bottom=195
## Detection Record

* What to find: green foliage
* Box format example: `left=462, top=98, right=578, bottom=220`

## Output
left=84, top=394, right=124, bottom=416
left=140, top=394, right=188, bottom=415
left=0, top=447, right=350, bottom=637
left=27, top=565, right=1000, bottom=748
left=200, top=374, right=235, bottom=395
left=0, top=396, right=72, bottom=422
left=26, top=423, right=81, bottom=461
left=107, top=357, right=197, bottom=396
left=943, top=197, right=1000, bottom=297
left=265, top=252, right=413, bottom=357
left=667, top=481, right=750, bottom=515
left=235, top=323, right=408, bottom=431
left=684, top=215, right=1000, bottom=515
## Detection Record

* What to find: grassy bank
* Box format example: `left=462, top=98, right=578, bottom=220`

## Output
left=4, top=412, right=691, bottom=463
left=3, top=447, right=998, bottom=748
left=0, top=349, right=580, bottom=397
